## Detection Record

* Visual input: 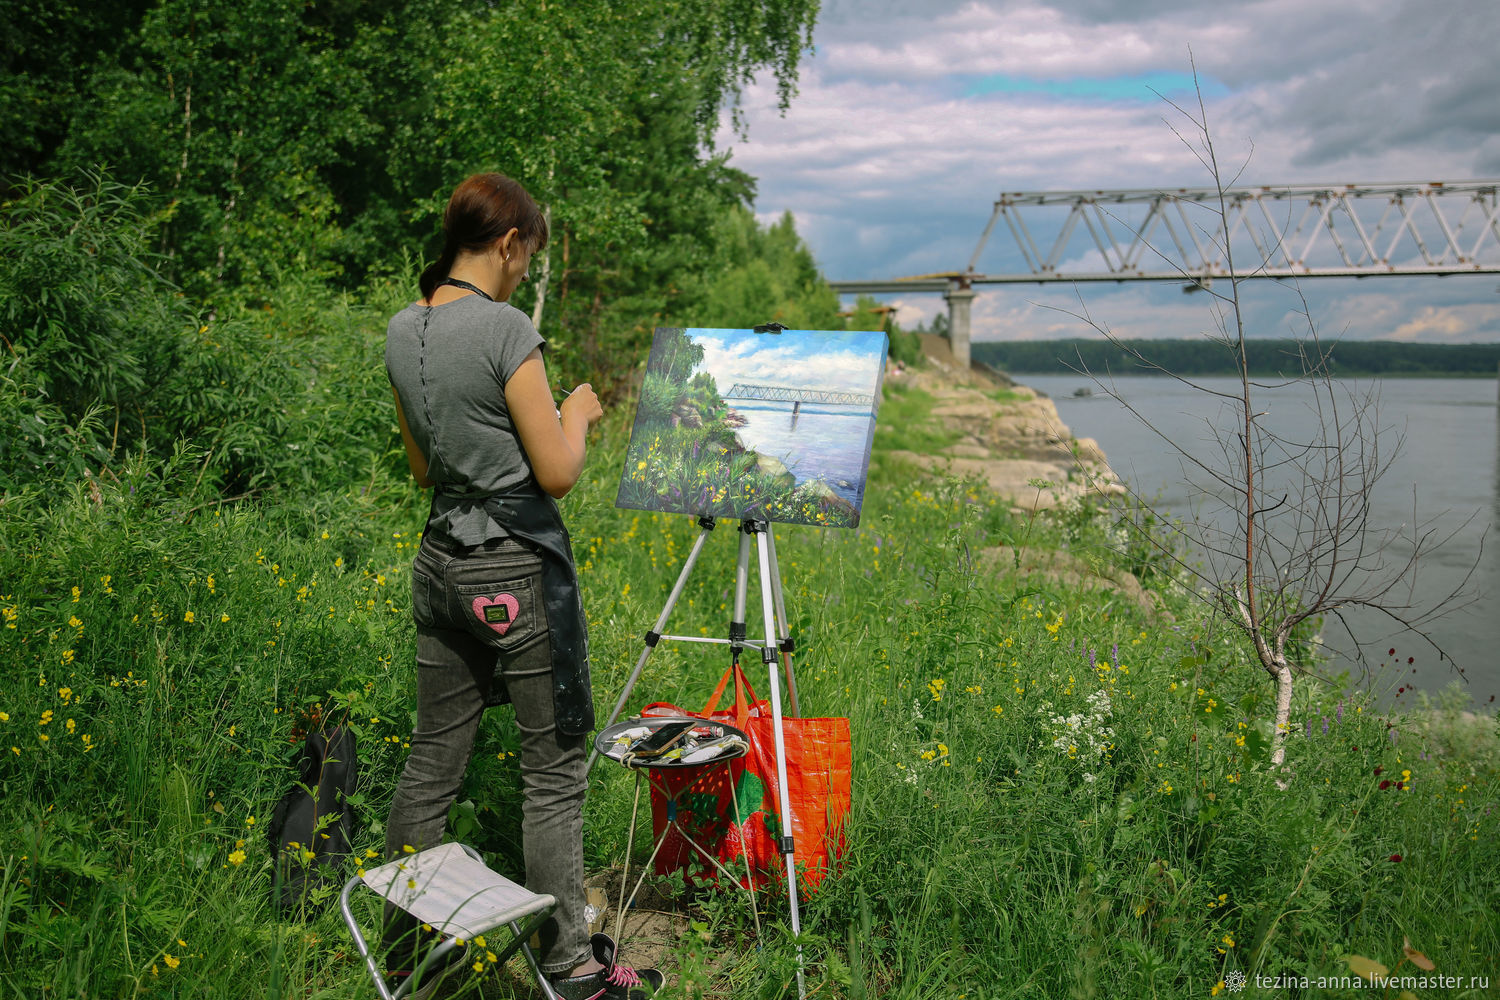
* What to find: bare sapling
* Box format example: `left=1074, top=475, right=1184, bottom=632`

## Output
left=1058, top=65, right=1479, bottom=778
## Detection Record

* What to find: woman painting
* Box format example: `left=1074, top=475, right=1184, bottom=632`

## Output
left=382, top=172, right=660, bottom=999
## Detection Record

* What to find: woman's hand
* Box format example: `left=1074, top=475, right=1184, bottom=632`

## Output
left=508, top=350, right=601, bottom=498
left=560, top=383, right=603, bottom=428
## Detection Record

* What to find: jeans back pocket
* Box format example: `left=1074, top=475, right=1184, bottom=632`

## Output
left=449, top=557, right=546, bottom=653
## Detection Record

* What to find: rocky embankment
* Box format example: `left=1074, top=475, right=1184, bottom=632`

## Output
left=885, top=336, right=1157, bottom=612
left=886, top=336, right=1124, bottom=513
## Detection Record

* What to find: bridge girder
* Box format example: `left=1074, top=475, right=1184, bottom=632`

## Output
left=829, top=181, right=1500, bottom=293
left=723, top=383, right=875, bottom=407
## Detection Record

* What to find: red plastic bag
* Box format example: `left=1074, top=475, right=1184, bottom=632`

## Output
left=640, top=663, right=851, bottom=891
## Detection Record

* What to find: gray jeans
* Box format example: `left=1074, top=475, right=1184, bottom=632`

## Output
left=383, top=533, right=589, bottom=975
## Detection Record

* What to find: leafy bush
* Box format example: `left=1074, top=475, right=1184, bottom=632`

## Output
left=636, top=370, right=682, bottom=423
left=1, top=175, right=408, bottom=498
left=1, top=174, right=195, bottom=480
left=0, top=357, right=111, bottom=491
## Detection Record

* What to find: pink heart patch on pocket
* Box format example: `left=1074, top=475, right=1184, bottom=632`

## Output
left=471, top=593, right=521, bottom=636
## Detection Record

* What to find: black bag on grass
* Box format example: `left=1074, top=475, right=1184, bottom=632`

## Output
left=267, top=725, right=360, bottom=917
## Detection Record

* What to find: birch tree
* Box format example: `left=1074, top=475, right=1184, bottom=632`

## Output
left=1066, top=74, right=1478, bottom=776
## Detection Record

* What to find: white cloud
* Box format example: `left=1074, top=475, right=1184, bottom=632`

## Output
left=1385, top=304, right=1500, bottom=344
left=696, top=336, right=885, bottom=394
left=822, top=1, right=1245, bottom=81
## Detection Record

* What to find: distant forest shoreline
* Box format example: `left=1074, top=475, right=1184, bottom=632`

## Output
left=973, top=339, right=1500, bottom=378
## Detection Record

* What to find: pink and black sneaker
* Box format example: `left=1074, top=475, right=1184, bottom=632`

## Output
left=549, top=933, right=664, bottom=999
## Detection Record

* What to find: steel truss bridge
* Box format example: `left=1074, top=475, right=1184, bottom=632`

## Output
left=723, top=383, right=875, bottom=408
left=827, top=180, right=1500, bottom=366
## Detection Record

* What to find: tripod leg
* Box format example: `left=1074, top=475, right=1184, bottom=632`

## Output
left=764, top=525, right=801, bottom=718
left=729, top=523, right=752, bottom=656
left=589, top=519, right=715, bottom=772
left=753, top=527, right=806, bottom=1000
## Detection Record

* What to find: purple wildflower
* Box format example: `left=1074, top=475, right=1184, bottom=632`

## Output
left=1112, top=643, right=1120, bottom=670
left=1389, top=728, right=1399, bottom=744
left=1336, top=702, right=1343, bottom=723
left=1322, top=717, right=1329, bottom=735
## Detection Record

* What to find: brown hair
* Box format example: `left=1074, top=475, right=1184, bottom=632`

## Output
left=419, top=173, right=549, bottom=299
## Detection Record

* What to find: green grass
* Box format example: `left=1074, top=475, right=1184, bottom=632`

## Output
left=2, top=369, right=1498, bottom=999
left=872, top=382, right=962, bottom=456
left=987, top=387, right=1031, bottom=404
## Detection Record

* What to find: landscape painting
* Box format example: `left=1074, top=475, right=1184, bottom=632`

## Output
left=615, top=327, right=888, bottom=528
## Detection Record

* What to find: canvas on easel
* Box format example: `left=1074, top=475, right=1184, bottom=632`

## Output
left=614, top=327, right=888, bottom=528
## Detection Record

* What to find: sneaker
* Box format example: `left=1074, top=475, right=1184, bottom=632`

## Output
left=383, top=940, right=468, bottom=1000
left=549, top=933, right=665, bottom=999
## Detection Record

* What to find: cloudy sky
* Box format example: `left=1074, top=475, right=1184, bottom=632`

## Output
left=714, top=0, right=1500, bottom=343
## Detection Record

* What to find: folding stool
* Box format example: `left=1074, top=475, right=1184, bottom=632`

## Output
left=341, top=842, right=560, bottom=1000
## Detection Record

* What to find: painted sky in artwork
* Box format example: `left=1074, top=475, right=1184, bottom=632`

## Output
left=689, top=328, right=887, bottom=402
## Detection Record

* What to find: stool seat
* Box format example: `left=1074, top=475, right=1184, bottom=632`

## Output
left=341, top=843, right=558, bottom=1000
left=360, top=843, right=554, bottom=941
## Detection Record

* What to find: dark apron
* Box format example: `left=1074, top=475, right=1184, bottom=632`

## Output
left=427, top=485, right=594, bottom=736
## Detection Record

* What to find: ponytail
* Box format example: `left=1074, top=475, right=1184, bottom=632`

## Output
left=419, top=246, right=458, bottom=302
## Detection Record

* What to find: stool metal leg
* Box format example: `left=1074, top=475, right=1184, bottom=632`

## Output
left=342, top=876, right=398, bottom=1000
left=512, top=919, right=562, bottom=1000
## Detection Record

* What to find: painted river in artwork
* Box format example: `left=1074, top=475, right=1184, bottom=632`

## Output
left=728, top=401, right=877, bottom=511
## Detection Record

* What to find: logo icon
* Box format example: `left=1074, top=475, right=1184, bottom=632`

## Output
left=1225, top=970, right=1247, bottom=992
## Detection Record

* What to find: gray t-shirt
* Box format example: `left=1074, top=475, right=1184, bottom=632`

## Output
left=385, top=295, right=545, bottom=544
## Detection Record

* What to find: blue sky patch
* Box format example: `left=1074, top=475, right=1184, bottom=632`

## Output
left=962, top=71, right=1230, bottom=102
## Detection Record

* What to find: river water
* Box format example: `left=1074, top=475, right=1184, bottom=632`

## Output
left=1019, top=373, right=1499, bottom=708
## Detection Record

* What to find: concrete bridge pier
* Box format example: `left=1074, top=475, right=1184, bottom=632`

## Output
left=944, top=280, right=976, bottom=369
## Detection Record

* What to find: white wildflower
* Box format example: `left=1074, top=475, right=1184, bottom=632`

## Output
left=1039, top=689, right=1115, bottom=766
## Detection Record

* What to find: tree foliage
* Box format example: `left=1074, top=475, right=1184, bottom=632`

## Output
left=680, top=208, right=844, bottom=331
left=0, top=2, right=852, bottom=497
left=4, top=0, right=817, bottom=337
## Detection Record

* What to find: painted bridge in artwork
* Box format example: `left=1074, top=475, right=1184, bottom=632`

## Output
left=723, top=383, right=876, bottom=408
